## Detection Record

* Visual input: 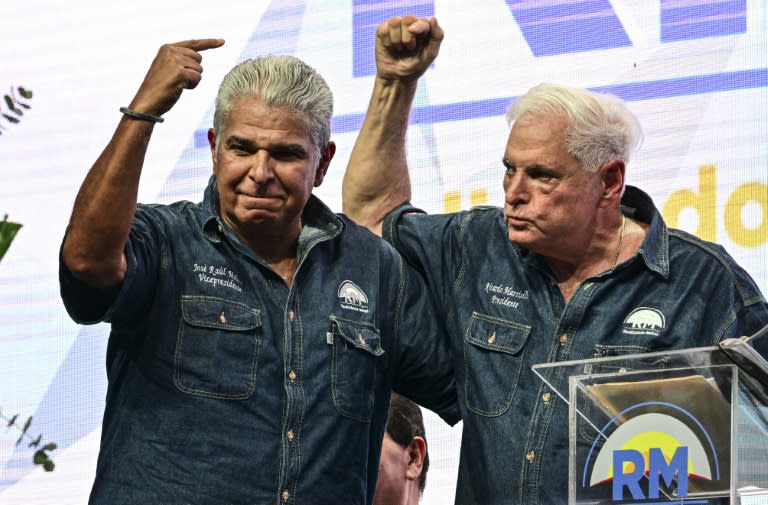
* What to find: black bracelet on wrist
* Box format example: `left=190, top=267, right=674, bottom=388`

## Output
left=119, top=107, right=164, bottom=123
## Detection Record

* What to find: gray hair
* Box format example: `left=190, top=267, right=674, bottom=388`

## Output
left=505, top=83, right=643, bottom=172
left=213, top=55, right=333, bottom=157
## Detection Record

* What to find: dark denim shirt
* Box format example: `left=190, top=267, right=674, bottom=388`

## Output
left=382, top=186, right=768, bottom=505
left=60, top=176, right=458, bottom=505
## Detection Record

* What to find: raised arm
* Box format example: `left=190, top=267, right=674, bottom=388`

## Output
left=342, top=16, right=443, bottom=235
left=61, top=39, right=224, bottom=290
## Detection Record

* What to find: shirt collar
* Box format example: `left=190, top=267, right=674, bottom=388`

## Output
left=202, top=175, right=223, bottom=243
left=620, top=185, right=670, bottom=278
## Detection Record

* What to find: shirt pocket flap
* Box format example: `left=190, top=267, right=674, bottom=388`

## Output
left=465, top=313, right=530, bottom=356
left=181, top=296, right=261, bottom=331
left=330, top=316, right=385, bottom=357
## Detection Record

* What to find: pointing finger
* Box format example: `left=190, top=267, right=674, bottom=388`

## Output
left=174, top=39, right=226, bottom=52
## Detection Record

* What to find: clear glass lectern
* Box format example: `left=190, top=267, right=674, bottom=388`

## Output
left=532, top=326, right=768, bottom=505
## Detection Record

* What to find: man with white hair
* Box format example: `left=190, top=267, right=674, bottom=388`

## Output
left=342, top=16, right=768, bottom=504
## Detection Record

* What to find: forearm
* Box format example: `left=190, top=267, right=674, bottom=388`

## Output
left=61, top=39, right=223, bottom=289
left=342, top=76, right=419, bottom=235
left=62, top=115, right=155, bottom=289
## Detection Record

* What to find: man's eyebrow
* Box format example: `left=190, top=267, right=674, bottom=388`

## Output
left=502, top=158, right=560, bottom=175
left=226, top=135, right=254, bottom=148
left=225, top=136, right=308, bottom=156
left=270, top=143, right=309, bottom=156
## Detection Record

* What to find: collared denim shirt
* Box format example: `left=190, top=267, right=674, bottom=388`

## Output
left=383, top=186, right=768, bottom=505
left=59, top=177, right=458, bottom=505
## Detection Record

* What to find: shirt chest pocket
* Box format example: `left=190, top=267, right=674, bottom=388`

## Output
left=463, top=312, right=531, bottom=416
left=174, top=296, right=263, bottom=400
left=328, top=315, right=384, bottom=422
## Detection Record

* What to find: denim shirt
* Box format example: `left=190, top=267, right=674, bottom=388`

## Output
left=59, top=176, right=458, bottom=505
left=383, top=185, right=768, bottom=505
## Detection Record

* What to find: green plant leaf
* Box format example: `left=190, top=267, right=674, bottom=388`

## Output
left=29, top=433, right=42, bottom=448
left=3, top=407, right=56, bottom=471
left=34, top=449, right=56, bottom=472
left=1, top=113, right=19, bottom=124
left=0, top=218, right=23, bottom=263
left=3, top=95, right=13, bottom=108
left=19, top=416, right=32, bottom=436
left=33, top=450, right=47, bottom=465
left=18, top=87, right=33, bottom=99
left=15, top=417, right=32, bottom=445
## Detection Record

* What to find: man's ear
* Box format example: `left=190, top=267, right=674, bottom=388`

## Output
left=404, top=436, right=426, bottom=481
left=599, top=159, right=625, bottom=208
left=314, top=141, right=336, bottom=187
left=207, top=128, right=218, bottom=174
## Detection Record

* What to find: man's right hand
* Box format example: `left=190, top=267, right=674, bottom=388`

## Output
left=128, top=38, right=225, bottom=118
left=375, top=16, right=443, bottom=83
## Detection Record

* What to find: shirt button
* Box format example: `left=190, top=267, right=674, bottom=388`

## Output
left=288, top=310, right=295, bottom=320
left=217, top=224, right=223, bottom=234
left=559, top=334, right=568, bottom=344
left=357, top=333, right=365, bottom=345
left=282, top=490, right=290, bottom=501
left=288, top=370, right=297, bottom=381
left=542, top=392, right=551, bottom=403
left=526, top=450, right=535, bottom=462
left=286, top=430, right=295, bottom=441
left=219, top=312, right=227, bottom=324
left=619, top=367, right=628, bottom=374
left=487, top=332, right=496, bottom=344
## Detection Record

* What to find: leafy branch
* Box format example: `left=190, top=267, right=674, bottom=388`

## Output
left=0, top=86, right=33, bottom=135
left=1, top=409, right=56, bottom=471
left=1, top=215, right=56, bottom=470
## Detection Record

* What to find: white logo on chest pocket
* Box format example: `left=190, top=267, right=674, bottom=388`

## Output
left=622, top=307, right=666, bottom=336
left=337, top=280, right=369, bottom=313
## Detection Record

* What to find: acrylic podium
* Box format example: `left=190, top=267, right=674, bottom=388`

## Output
left=532, top=326, right=768, bottom=505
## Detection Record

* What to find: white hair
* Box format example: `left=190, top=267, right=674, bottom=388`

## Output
left=213, top=55, right=333, bottom=157
left=506, top=83, right=643, bottom=172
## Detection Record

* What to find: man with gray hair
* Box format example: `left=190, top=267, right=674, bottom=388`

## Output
left=59, top=39, right=457, bottom=504
left=342, top=16, right=768, bottom=504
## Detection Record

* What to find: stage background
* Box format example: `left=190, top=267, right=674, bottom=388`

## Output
left=1, top=0, right=765, bottom=503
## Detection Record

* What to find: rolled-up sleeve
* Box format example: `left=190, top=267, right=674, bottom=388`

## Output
left=59, top=206, right=162, bottom=325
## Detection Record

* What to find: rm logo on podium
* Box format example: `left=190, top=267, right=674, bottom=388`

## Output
left=583, top=401, right=724, bottom=502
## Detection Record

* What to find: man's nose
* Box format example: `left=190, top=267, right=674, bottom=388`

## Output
left=504, top=173, right=529, bottom=205
left=249, top=151, right=275, bottom=182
